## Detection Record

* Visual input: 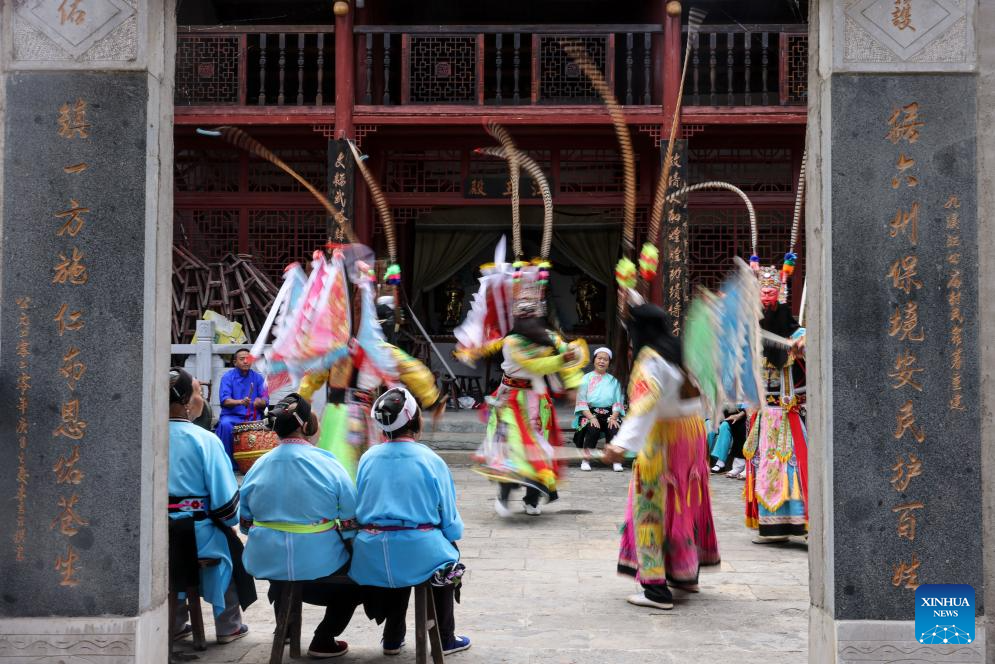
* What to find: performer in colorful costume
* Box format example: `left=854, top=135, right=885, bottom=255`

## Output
left=294, top=253, right=441, bottom=480
left=743, top=264, right=808, bottom=541
left=168, top=368, right=255, bottom=642
left=456, top=244, right=588, bottom=517
left=239, top=393, right=362, bottom=658
left=460, top=125, right=587, bottom=517
left=251, top=245, right=440, bottom=481
left=602, top=297, right=720, bottom=609
left=203, top=127, right=440, bottom=481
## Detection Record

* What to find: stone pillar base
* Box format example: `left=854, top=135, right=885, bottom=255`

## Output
left=0, top=600, right=166, bottom=663
left=812, top=607, right=986, bottom=663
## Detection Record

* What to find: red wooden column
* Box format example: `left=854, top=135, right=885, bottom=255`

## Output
left=334, top=3, right=366, bottom=242
left=662, top=3, right=682, bottom=123
left=334, top=4, right=355, bottom=139
left=650, top=3, right=684, bottom=306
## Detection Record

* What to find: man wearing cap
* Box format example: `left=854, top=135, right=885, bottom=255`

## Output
left=240, top=393, right=362, bottom=659
left=350, top=388, right=472, bottom=657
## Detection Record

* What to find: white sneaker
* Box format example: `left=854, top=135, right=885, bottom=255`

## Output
left=580, top=460, right=592, bottom=472
left=494, top=498, right=513, bottom=518
left=726, top=458, right=746, bottom=478
left=524, top=503, right=542, bottom=516
left=612, top=462, right=624, bottom=472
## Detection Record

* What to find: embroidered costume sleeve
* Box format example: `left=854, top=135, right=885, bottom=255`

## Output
left=390, top=344, right=441, bottom=409
left=297, top=371, right=329, bottom=400
left=206, top=436, right=240, bottom=527
left=505, top=335, right=565, bottom=376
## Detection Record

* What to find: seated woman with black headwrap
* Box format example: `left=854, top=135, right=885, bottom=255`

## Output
left=168, top=368, right=254, bottom=644
left=239, top=394, right=362, bottom=659
left=350, top=388, right=471, bottom=657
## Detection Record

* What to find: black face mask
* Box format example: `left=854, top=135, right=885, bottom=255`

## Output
left=628, top=304, right=682, bottom=367
left=511, top=317, right=556, bottom=349
left=759, top=303, right=800, bottom=368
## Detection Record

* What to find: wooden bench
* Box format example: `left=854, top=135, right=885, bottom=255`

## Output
left=269, top=578, right=444, bottom=664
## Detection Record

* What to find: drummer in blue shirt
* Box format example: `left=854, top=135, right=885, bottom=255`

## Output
left=351, top=388, right=472, bottom=657
left=240, top=393, right=361, bottom=659
left=216, top=349, right=268, bottom=472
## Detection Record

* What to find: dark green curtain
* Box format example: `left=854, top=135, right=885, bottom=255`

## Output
left=411, top=229, right=501, bottom=304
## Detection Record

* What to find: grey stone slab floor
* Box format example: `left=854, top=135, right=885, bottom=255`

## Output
left=177, top=464, right=809, bottom=663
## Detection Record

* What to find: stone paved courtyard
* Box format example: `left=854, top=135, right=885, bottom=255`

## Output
left=178, top=464, right=809, bottom=664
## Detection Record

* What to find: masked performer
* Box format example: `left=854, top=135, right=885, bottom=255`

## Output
left=295, top=253, right=442, bottom=480
left=743, top=265, right=807, bottom=543
left=215, top=348, right=269, bottom=472
left=460, top=256, right=587, bottom=517
left=168, top=368, right=255, bottom=643
left=602, top=299, right=720, bottom=610
left=240, top=393, right=362, bottom=659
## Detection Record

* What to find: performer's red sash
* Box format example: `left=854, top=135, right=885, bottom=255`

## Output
left=787, top=410, right=808, bottom=519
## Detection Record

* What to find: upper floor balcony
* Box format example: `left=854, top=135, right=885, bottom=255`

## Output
left=174, top=22, right=807, bottom=126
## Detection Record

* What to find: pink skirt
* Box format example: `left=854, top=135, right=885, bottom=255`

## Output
left=618, top=415, right=720, bottom=585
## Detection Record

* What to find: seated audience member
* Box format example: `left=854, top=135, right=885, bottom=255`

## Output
left=168, top=368, right=254, bottom=644
left=572, top=347, right=625, bottom=472
left=240, top=393, right=361, bottom=659
left=350, top=388, right=471, bottom=657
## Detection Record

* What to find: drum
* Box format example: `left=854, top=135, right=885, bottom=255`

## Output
left=232, top=420, right=279, bottom=474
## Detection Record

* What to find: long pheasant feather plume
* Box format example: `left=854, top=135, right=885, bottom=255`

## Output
left=475, top=144, right=554, bottom=260
left=198, top=127, right=358, bottom=244
left=346, top=139, right=398, bottom=264
left=561, top=41, right=636, bottom=255
left=484, top=122, right=524, bottom=260
left=647, top=7, right=706, bottom=249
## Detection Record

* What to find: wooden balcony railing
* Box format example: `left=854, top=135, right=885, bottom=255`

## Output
left=354, top=25, right=662, bottom=106
left=174, top=23, right=807, bottom=109
left=683, top=24, right=807, bottom=106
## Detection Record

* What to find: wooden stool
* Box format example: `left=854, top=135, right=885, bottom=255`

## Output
left=270, top=582, right=303, bottom=664
left=456, top=376, right=484, bottom=403
left=413, top=582, right=445, bottom=664
left=168, top=517, right=218, bottom=659
left=268, top=575, right=357, bottom=664
left=268, top=579, right=445, bottom=664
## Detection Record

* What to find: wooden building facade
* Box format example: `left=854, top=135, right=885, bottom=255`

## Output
left=172, top=0, right=808, bottom=350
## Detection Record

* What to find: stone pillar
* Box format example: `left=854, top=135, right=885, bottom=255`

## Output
left=0, top=1, right=174, bottom=661
left=808, top=1, right=986, bottom=662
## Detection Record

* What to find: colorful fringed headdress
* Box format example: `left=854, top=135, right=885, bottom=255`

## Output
left=511, top=260, right=550, bottom=319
